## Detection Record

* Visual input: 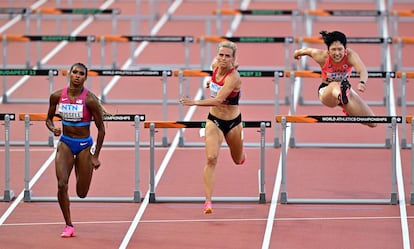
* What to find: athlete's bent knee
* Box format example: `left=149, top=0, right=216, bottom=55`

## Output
left=206, top=154, right=218, bottom=167
left=57, top=181, right=68, bottom=193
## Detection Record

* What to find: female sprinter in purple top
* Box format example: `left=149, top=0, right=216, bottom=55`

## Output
left=293, top=30, right=376, bottom=127
left=179, top=41, right=246, bottom=214
left=46, top=62, right=106, bottom=237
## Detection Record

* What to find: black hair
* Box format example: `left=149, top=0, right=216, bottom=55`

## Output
left=69, top=62, right=88, bottom=78
left=320, top=30, right=347, bottom=49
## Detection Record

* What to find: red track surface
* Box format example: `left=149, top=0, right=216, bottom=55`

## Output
left=0, top=1, right=413, bottom=249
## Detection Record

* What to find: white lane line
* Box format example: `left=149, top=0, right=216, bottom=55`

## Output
left=261, top=77, right=300, bottom=249
left=0, top=0, right=47, bottom=34
left=3, top=215, right=412, bottom=227
left=0, top=150, right=56, bottom=225
left=379, top=1, right=410, bottom=248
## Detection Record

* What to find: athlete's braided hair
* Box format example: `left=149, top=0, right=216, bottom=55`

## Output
left=320, top=30, right=347, bottom=49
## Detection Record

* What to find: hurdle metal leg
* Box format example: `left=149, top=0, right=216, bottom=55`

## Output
left=410, top=119, right=414, bottom=204
left=23, top=114, right=143, bottom=203
left=148, top=121, right=268, bottom=204
left=280, top=116, right=399, bottom=205
left=1, top=115, right=14, bottom=202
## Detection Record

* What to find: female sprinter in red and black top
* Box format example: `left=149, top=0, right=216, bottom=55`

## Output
left=46, top=62, right=106, bottom=237
left=293, top=30, right=376, bottom=127
left=179, top=41, right=246, bottom=214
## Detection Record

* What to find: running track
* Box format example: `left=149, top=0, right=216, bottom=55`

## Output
left=0, top=1, right=413, bottom=249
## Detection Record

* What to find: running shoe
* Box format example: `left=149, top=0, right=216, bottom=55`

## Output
left=61, top=225, right=75, bottom=238
left=240, top=152, right=247, bottom=165
left=342, top=109, right=350, bottom=116
left=339, top=79, right=351, bottom=105
left=204, top=201, right=213, bottom=214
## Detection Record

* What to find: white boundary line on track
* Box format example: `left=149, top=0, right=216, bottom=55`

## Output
left=0, top=0, right=47, bottom=34
left=261, top=75, right=300, bottom=249
left=0, top=150, right=56, bottom=225
left=379, top=0, right=411, bottom=248
left=3, top=215, right=413, bottom=227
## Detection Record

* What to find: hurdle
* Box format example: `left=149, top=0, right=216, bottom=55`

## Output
left=144, top=120, right=270, bottom=204
left=0, top=68, right=58, bottom=104
left=303, top=9, right=387, bottom=52
left=397, top=71, right=414, bottom=149
left=408, top=117, right=414, bottom=204
left=394, top=38, right=414, bottom=106
left=0, top=8, right=31, bottom=35
left=389, top=10, right=414, bottom=37
left=61, top=68, right=173, bottom=104
left=276, top=115, right=401, bottom=205
left=173, top=69, right=283, bottom=147
left=61, top=68, right=173, bottom=147
left=393, top=37, right=414, bottom=73
left=213, top=9, right=302, bottom=37
left=31, top=8, right=120, bottom=35
left=295, top=36, right=392, bottom=73
left=195, top=35, right=294, bottom=71
left=0, top=7, right=29, bottom=16
left=97, top=35, right=194, bottom=69
left=285, top=70, right=395, bottom=149
left=0, top=35, right=96, bottom=69
left=19, top=113, right=145, bottom=203
left=0, top=114, right=16, bottom=202
left=286, top=69, right=395, bottom=107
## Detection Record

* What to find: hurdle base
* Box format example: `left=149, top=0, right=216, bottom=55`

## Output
left=134, top=191, right=142, bottom=203
left=289, top=142, right=391, bottom=149
left=259, top=193, right=266, bottom=204
left=280, top=192, right=288, bottom=204
left=401, top=139, right=412, bottom=149
left=1, top=190, right=15, bottom=202
left=24, top=195, right=142, bottom=203
left=149, top=193, right=156, bottom=203
left=390, top=192, right=398, bottom=205
left=24, top=190, right=32, bottom=202
left=273, top=138, right=281, bottom=148
left=279, top=197, right=397, bottom=205
left=149, top=196, right=265, bottom=203
left=299, top=99, right=385, bottom=106
left=176, top=141, right=275, bottom=148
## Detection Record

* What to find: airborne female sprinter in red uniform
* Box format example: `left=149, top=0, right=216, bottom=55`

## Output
left=293, top=30, right=376, bottom=128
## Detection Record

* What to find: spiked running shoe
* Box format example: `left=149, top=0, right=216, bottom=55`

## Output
left=239, top=152, right=247, bottom=165
left=61, top=225, right=75, bottom=238
left=339, top=79, right=351, bottom=105
left=342, top=108, right=349, bottom=116
left=204, top=201, right=213, bottom=214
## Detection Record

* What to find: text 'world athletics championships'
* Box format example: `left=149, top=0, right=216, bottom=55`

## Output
left=321, top=116, right=402, bottom=123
